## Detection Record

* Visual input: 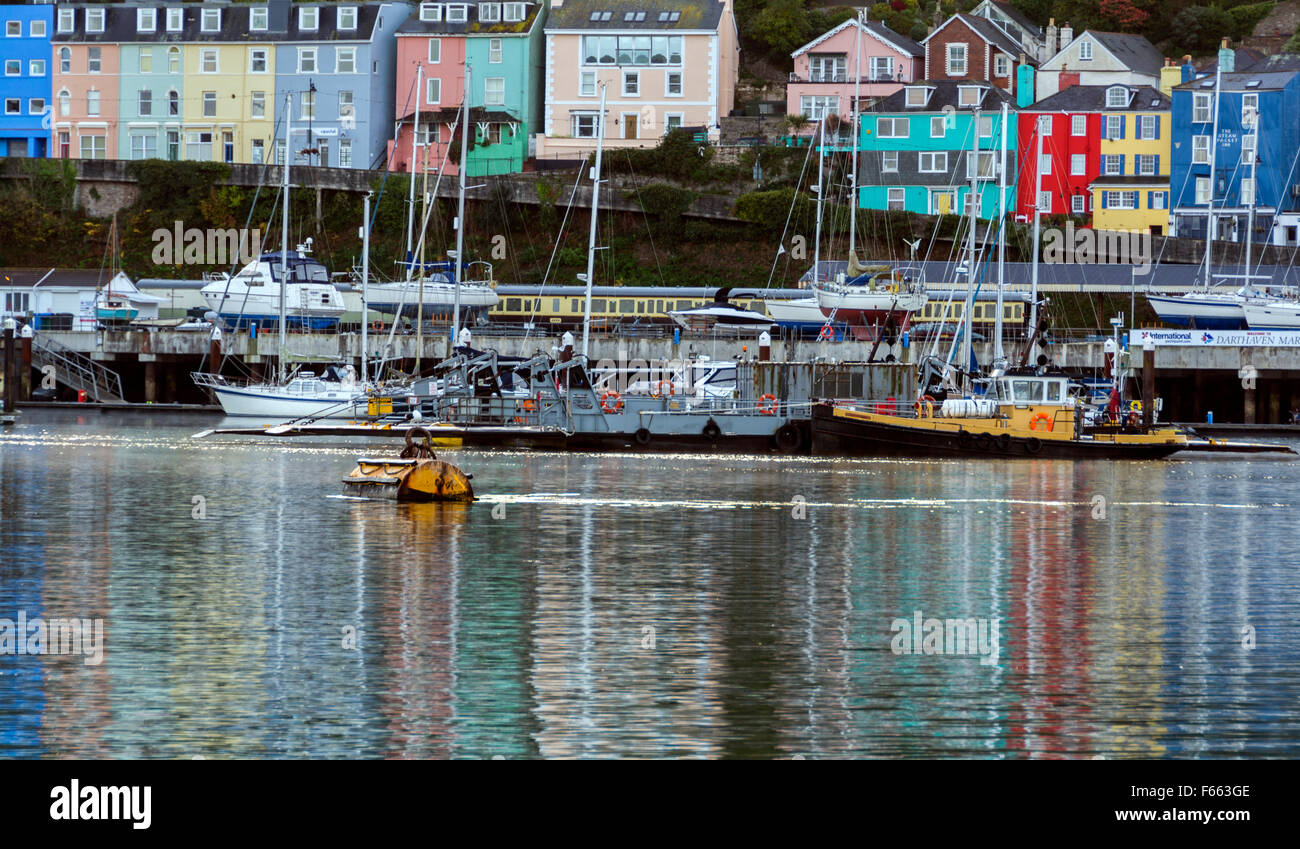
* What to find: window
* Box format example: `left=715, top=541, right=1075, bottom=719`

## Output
left=1242, top=132, right=1256, bottom=163
left=1079, top=41, right=1092, bottom=61
left=59, top=47, right=69, bottom=73
left=800, top=95, right=837, bottom=121
left=30, top=19, right=45, bottom=38
left=301, top=90, right=315, bottom=120
left=994, top=55, right=1010, bottom=77
left=579, top=71, right=595, bottom=97
left=1072, top=195, right=1086, bottom=213
left=339, top=139, right=352, bottom=168
left=1195, top=177, right=1210, bottom=205
left=3, top=98, right=17, bottom=115
left=1106, top=87, right=1129, bottom=109
left=300, top=7, right=319, bottom=30
left=251, top=91, right=266, bottom=119
left=251, top=7, right=269, bottom=31
left=485, top=77, right=505, bottom=106
left=88, top=47, right=101, bottom=74
left=881, top=151, right=898, bottom=173
left=426, top=78, right=440, bottom=104
left=167, top=8, right=183, bottom=32
left=58, top=131, right=69, bottom=158
left=298, top=48, right=317, bottom=74
left=1193, top=92, right=1212, bottom=123
left=1242, top=177, right=1255, bottom=206
left=1242, top=93, right=1258, bottom=127
left=887, top=188, right=905, bottom=210
left=1071, top=114, right=1085, bottom=136
left=918, top=151, right=948, bottom=173
left=447, top=5, right=468, bottom=23
left=5, top=20, right=18, bottom=37
left=57, top=9, right=73, bottom=34
left=967, top=151, right=995, bottom=179
left=87, top=90, right=100, bottom=116
left=138, top=90, right=152, bottom=117
left=168, top=47, right=180, bottom=74
left=251, top=49, right=268, bottom=73
left=202, top=9, right=221, bottom=32
left=201, top=49, right=219, bottom=73
left=186, top=131, right=213, bottom=160
left=428, top=39, right=441, bottom=63
left=868, top=56, right=895, bottom=82
left=337, top=48, right=357, bottom=74
left=138, top=8, right=157, bottom=33
left=906, top=87, right=930, bottom=108
left=3, top=60, right=16, bottom=76
left=130, top=133, right=157, bottom=160
left=140, top=51, right=152, bottom=74
left=203, top=91, right=216, bottom=118
left=1038, top=191, right=1052, bottom=211
left=1101, top=154, right=1121, bottom=175
left=223, top=132, right=233, bottom=163
left=622, top=71, right=638, bottom=96
left=946, top=43, right=967, bottom=76
left=1071, top=153, right=1085, bottom=175
left=666, top=72, right=682, bottom=96
left=1137, top=154, right=1156, bottom=176
left=489, top=38, right=502, bottom=64
left=1151, top=191, right=1166, bottom=210
left=979, top=115, right=992, bottom=137
left=572, top=112, right=600, bottom=138
left=252, top=139, right=265, bottom=164
left=169, top=90, right=179, bottom=116
left=58, top=89, right=69, bottom=116
left=1192, top=135, right=1209, bottom=164
left=504, top=2, right=525, bottom=21
left=339, top=6, right=358, bottom=30
left=339, top=90, right=354, bottom=125
left=1138, top=114, right=1157, bottom=139
left=1105, top=191, right=1137, bottom=209
left=86, top=8, right=104, bottom=33
left=959, top=86, right=982, bottom=108
left=80, top=135, right=106, bottom=159
left=930, top=116, right=946, bottom=137
left=275, top=141, right=285, bottom=164
left=1104, top=115, right=1122, bottom=139
left=481, top=3, right=501, bottom=22
left=877, top=117, right=907, bottom=138
left=1038, top=115, right=1051, bottom=136
left=419, top=3, right=442, bottom=22
left=582, top=35, right=682, bottom=66
left=1039, top=154, right=1051, bottom=175
left=665, top=113, right=683, bottom=133
left=809, top=54, right=846, bottom=82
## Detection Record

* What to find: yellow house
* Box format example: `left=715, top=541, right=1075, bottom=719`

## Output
left=182, top=41, right=277, bottom=164
left=1089, top=84, right=1171, bottom=234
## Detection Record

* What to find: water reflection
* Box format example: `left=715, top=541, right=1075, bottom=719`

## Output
left=1, top=420, right=1298, bottom=758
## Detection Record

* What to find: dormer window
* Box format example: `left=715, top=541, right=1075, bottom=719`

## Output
left=201, top=9, right=222, bottom=33
left=600, top=12, right=612, bottom=21
left=57, top=8, right=74, bottom=34
left=167, top=8, right=183, bottom=32
left=338, top=7, right=358, bottom=31
left=251, top=7, right=269, bottom=31
left=138, top=9, right=157, bottom=33
left=481, top=3, right=501, bottom=22
left=503, top=3, right=526, bottom=22
left=419, top=4, right=442, bottom=22
left=86, top=8, right=105, bottom=34
left=448, top=5, right=468, bottom=23
left=299, top=7, right=319, bottom=31
left=904, top=86, right=931, bottom=108
left=1105, top=86, right=1130, bottom=108
left=958, top=86, right=984, bottom=108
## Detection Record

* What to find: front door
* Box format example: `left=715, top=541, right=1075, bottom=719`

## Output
left=622, top=113, right=638, bottom=140
left=933, top=191, right=953, bottom=215
left=319, top=139, right=329, bottom=167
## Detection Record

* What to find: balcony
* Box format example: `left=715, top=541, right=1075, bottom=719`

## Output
left=789, top=73, right=899, bottom=85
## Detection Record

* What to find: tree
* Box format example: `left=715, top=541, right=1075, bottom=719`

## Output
left=1098, top=0, right=1150, bottom=32
left=1169, top=5, right=1234, bottom=55
left=750, top=0, right=814, bottom=57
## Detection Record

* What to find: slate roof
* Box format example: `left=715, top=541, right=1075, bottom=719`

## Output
left=955, top=13, right=1029, bottom=61
left=1028, top=84, right=1168, bottom=112
left=545, top=0, right=725, bottom=31
left=397, top=2, right=543, bottom=36
left=1088, top=32, right=1164, bottom=79
left=873, top=80, right=1017, bottom=112
left=1174, top=71, right=1300, bottom=93
left=51, top=2, right=389, bottom=44
left=985, top=1, right=1040, bottom=36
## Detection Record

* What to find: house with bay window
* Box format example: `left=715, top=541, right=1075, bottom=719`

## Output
left=537, top=0, right=738, bottom=159
left=0, top=2, right=53, bottom=158
left=786, top=17, right=922, bottom=126
left=389, top=1, right=546, bottom=177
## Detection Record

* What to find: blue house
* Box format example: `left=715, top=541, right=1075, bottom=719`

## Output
left=1169, top=51, right=1300, bottom=247
left=0, top=2, right=54, bottom=157
left=272, top=1, right=411, bottom=169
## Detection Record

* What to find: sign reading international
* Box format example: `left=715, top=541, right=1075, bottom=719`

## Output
left=1132, top=328, right=1300, bottom=347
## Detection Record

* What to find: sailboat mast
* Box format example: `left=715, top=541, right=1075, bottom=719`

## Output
left=960, top=108, right=980, bottom=384
left=361, top=191, right=371, bottom=383
left=1204, top=61, right=1221, bottom=290
left=417, top=109, right=429, bottom=374
left=1029, top=119, right=1043, bottom=342
left=407, top=65, right=422, bottom=264
left=995, top=102, right=1007, bottom=364
left=581, top=83, right=607, bottom=358
left=453, top=65, right=470, bottom=349
left=280, top=92, right=292, bottom=383
left=848, top=11, right=863, bottom=259
left=813, top=118, right=825, bottom=285
left=1244, top=119, right=1257, bottom=281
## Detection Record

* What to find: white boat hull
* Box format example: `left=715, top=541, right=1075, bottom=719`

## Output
left=1242, top=301, right=1300, bottom=330
left=1145, top=294, right=1247, bottom=329
left=207, top=384, right=366, bottom=419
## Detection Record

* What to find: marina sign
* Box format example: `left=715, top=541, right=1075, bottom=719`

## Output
left=1132, top=329, right=1300, bottom=347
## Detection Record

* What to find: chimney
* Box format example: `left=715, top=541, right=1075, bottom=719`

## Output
left=1016, top=53, right=1034, bottom=109
left=1044, top=17, right=1057, bottom=61
left=1060, top=23, right=1073, bottom=48
left=1181, top=54, right=1195, bottom=83
left=1159, top=57, right=1181, bottom=97
left=1219, top=37, right=1234, bottom=73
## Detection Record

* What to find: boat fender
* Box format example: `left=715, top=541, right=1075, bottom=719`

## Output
left=634, top=427, right=652, bottom=446
left=976, top=432, right=994, bottom=451
left=702, top=418, right=722, bottom=441
left=995, top=432, right=1011, bottom=451
left=956, top=429, right=973, bottom=448
left=774, top=422, right=802, bottom=453
left=1025, top=436, right=1043, bottom=454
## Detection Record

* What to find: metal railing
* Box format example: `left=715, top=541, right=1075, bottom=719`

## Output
left=30, top=332, right=124, bottom=402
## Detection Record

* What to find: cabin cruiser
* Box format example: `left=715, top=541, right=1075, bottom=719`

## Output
left=668, top=287, right=775, bottom=333
left=367, top=259, right=499, bottom=324
left=1242, top=298, right=1300, bottom=330
left=200, top=245, right=345, bottom=331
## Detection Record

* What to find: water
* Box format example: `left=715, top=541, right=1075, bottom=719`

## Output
left=2, top=412, right=1299, bottom=759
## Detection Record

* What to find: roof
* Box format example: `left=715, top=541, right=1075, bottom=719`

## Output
left=51, top=2, right=389, bottom=44
left=1027, top=84, right=1169, bottom=112
left=1192, top=47, right=1267, bottom=73
left=397, top=2, right=543, bottom=36
left=983, top=1, right=1041, bottom=36
left=397, top=106, right=520, bottom=124
left=1239, top=52, right=1300, bottom=73
left=1087, top=32, right=1164, bottom=78
left=792, top=17, right=923, bottom=59
left=545, top=0, right=725, bottom=31
left=925, top=13, right=1030, bottom=62
left=873, top=80, right=1017, bottom=112
left=1173, top=70, right=1300, bottom=93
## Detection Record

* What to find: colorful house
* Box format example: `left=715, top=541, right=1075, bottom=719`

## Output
left=856, top=80, right=1018, bottom=220
left=50, top=3, right=121, bottom=160
left=1170, top=52, right=1300, bottom=246
left=969, top=1, right=1045, bottom=61
left=919, top=13, right=1035, bottom=102
left=537, top=0, right=739, bottom=159
left=1035, top=30, right=1163, bottom=101
left=273, top=1, right=410, bottom=170
left=1017, top=84, right=1169, bottom=232
left=389, top=1, right=547, bottom=177
left=0, top=2, right=53, bottom=158
left=786, top=17, right=922, bottom=124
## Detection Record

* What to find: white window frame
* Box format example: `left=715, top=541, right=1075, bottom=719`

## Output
left=251, top=7, right=269, bottom=31
left=57, top=9, right=74, bottom=34
left=1137, top=154, right=1156, bottom=176
left=572, top=112, right=600, bottom=138
left=1151, top=192, right=1166, bottom=210
left=428, top=39, right=441, bottom=64
left=994, top=55, right=1010, bottom=78
left=201, top=49, right=219, bottom=74
left=1193, top=93, right=1212, bottom=124
left=3, top=97, right=18, bottom=116
left=201, top=9, right=222, bottom=33
left=447, top=5, right=468, bottom=23
left=1242, top=93, right=1258, bottom=127
left=1072, top=195, right=1086, bottom=213
left=250, top=48, right=269, bottom=74
left=1241, top=177, right=1255, bottom=206
left=1038, top=114, right=1051, bottom=136
left=1039, top=154, right=1052, bottom=176
left=665, top=71, right=683, bottom=97
left=946, top=43, right=967, bottom=76
left=958, top=86, right=981, bottom=108
left=202, top=91, right=217, bottom=118
left=1079, top=41, right=1092, bottom=61
left=1105, top=115, right=1122, bottom=138
left=966, top=151, right=995, bottom=179
left=886, top=187, right=905, bottom=210
left=881, top=151, right=898, bottom=173
left=481, top=3, right=502, bottom=23
left=930, top=115, right=946, bottom=137
left=426, top=77, right=441, bottom=105
left=503, top=2, right=525, bottom=22
left=298, top=48, right=318, bottom=74
left=918, top=151, right=948, bottom=173
left=870, top=56, right=895, bottom=82
left=337, top=47, right=357, bottom=74
left=168, top=47, right=181, bottom=74
left=86, top=8, right=105, bottom=34
left=87, top=47, right=101, bottom=74
left=906, top=87, right=929, bottom=108
left=489, top=38, right=503, bottom=64
left=338, top=6, right=358, bottom=31
left=1038, top=191, right=1052, bottom=212
left=420, top=3, right=443, bottom=22
left=1102, top=154, right=1122, bottom=176
left=167, top=8, right=183, bottom=33
left=1195, top=177, right=1211, bottom=205
left=27, top=97, right=44, bottom=116
left=138, top=8, right=157, bottom=33
left=251, top=91, right=266, bottom=119
left=59, top=47, right=70, bottom=74
left=1106, top=87, right=1128, bottom=109
left=622, top=70, right=639, bottom=97
left=579, top=71, right=596, bottom=98
left=1071, top=153, right=1085, bottom=175
left=87, top=89, right=100, bottom=117
left=1192, top=135, right=1209, bottom=164
left=5, top=20, right=19, bottom=38
left=30, top=20, right=46, bottom=38
left=3, top=59, right=17, bottom=77
left=1071, top=114, right=1086, bottom=136
left=876, top=117, right=907, bottom=138
left=299, top=7, right=320, bottom=31
left=485, top=76, right=505, bottom=107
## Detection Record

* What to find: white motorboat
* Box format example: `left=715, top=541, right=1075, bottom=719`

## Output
left=1242, top=298, right=1300, bottom=330
left=367, top=259, right=498, bottom=324
left=668, top=287, right=775, bottom=333
left=200, top=245, right=346, bottom=331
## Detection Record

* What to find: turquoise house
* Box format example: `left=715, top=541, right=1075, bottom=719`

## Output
left=116, top=42, right=185, bottom=160
left=857, top=81, right=1020, bottom=220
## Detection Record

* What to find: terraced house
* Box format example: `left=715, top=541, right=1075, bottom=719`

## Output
left=537, top=0, right=738, bottom=159
left=856, top=80, right=1019, bottom=221
left=786, top=17, right=922, bottom=125
left=389, top=1, right=546, bottom=177
left=0, top=1, right=53, bottom=158
left=51, top=3, right=120, bottom=159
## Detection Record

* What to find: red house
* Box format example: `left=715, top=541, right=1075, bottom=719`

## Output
left=1016, top=88, right=1101, bottom=222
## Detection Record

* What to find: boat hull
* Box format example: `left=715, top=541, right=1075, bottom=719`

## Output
left=1145, top=295, right=1247, bottom=329
left=208, top=384, right=364, bottom=419
left=809, top=405, right=1185, bottom=460
left=1242, top=302, right=1300, bottom=330
left=213, top=312, right=341, bottom=331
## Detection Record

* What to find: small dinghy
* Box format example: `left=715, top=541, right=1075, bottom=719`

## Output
left=342, top=427, right=475, bottom=502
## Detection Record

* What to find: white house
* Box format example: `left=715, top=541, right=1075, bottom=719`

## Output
left=1036, top=30, right=1163, bottom=100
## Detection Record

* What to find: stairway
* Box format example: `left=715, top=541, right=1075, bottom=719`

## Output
left=30, top=332, right=125, bottom=402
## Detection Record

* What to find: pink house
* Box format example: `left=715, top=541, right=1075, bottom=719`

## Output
left=787, top=18, right=923, bottom=125
left=50, top=40, right=120, bottom=160
left=388, top=26, right=468, bottom=176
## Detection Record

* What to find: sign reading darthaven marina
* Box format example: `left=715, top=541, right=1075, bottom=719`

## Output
left=1132, top=329, right=1300, bottom=347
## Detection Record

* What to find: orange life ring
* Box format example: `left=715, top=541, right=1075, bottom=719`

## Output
left=600, top=390, right=623, bottom=413
left=371, top=320, right=385, bottom=333
left=522, top=399, right=536, bottom=412
left=914, top=394, right=936, bottom=418
left=818, top=324, right=835, bottom=341
left=655, top=379, right=675, bottom=397
left=1029, top=412, right=1054, bottom=432
left=757, top=393, right=778, bottom=415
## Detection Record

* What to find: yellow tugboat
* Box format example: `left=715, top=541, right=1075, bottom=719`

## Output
left=811, top=366, right=1188, bottom=459
left=342, top=427, right=475, bottom=501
